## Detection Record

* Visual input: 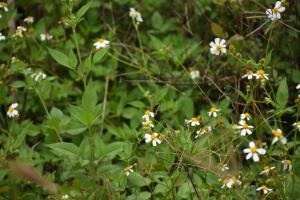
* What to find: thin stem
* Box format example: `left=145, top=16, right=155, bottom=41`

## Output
left=34, top=87, right=50, bottom=116
left=100, top=76, right=109, bottom=136
left=88, top=126, right=97, bottom=200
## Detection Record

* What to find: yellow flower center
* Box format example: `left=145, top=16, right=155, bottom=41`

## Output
left=223, top=178, right=228, bottom=184
left=247, top=70, right=253, bottom=75
left=242, top=123, right=249, bottom=129
left=245, top=113, right=250, bottom=117
left=250, top=147, right=257, bottom=153
left=151, top=133, right=157, bottom=140
left=8, top=105, right=14, bottom=113
left=215, top=44, right=222, bottom=51
left=273, top=130, right=282, bottom=137
left=98, top=38, right=105, bottom=43
left=210, top=107, right=217, bottom=112
left=263, top=166, right=270, bottom=171
left=191, top=117, right=198, bottom=122
left=273, top=8, right=279, bottom=14
left=2, top=2, right=7, bottom=7
left=261, top=185, right=267, bottom=190
left=125, top=165, right=132, bottom=172
left=285, top=160, right=291, bottom=165
left=296, top=121, right=300, bottom=126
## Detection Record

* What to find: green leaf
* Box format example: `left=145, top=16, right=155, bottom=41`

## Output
left=127, top=101, right=145, bottom=108
left=210, top=22, right=226, bottom=38
left=178, top=96, right=194, bottom=117
left=68, top=49, right=78, bottom=69
left=93, top=48, right=108, bottom=63
left=48, top=48, right=74, bottom=69
left=264, top=50, right=272, bottom=67
left=128, top=172, right=151, bottom=187
left=82, top=83, right=97, bottom=110
left=76, top=2, right=92, bottom=20
left=276, top=77, right=289, bottom=108
left=152, top=12, right=163, bottom=29
left=9, top=81, right=26, bottom=88
left=46, top=142, right=79, bottom=157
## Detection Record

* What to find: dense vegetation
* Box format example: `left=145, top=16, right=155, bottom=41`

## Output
left=0, top=0, right=300, bottom=199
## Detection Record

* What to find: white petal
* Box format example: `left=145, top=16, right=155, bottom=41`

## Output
left=246, top=152, right=252, bottom=160
left=275, top=1, right=281, bottom=8
left=280, top=136, right=287, bottom=144
left=256, top=148, right=266, bottom=155
left=243, top=148, right=251, bottom=153
left=221, top=48, right=227, bottom=54
left=241, top=129, right=246, bottom=136
left=278, top=7, right=285, bottom=12
left=209, top=42, right=215, bottom=47
left=215, top=38, right=220, bottom=44
left=253, top=153, right=259, bottom=162
left=152, top=140, right=157, bottom=146
left=272, top=137, right=278, bottom=144
left=220, top=39, right=226, bottom=45
left=249, top=141, right=255, bottom=148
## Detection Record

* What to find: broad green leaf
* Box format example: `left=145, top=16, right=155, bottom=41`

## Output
left=46, top=142, right=79, bottom=157
left=48, top=48, right=74, bottom=69
left=76, top=2, right=92, bottom=20
left=152, top=12, right=163, bottom=29
left=82, top=83, right=97, bottom=110
left=128, top=172, right=151, bottom=187
left=93, top=48, right=108, bottom=63
left=276, top=77, right=289, bottom=108
left=9, top=80, right=26, bottom=88
left=178, top=96, right=194, bottom=117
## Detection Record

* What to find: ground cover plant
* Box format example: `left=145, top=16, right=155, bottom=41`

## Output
left=0, top=0, right=300, bottom=199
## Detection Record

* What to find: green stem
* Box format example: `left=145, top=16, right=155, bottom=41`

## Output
left=88, top=126, right=97, bottom=200
left=34, top=87, right=50, bottom=116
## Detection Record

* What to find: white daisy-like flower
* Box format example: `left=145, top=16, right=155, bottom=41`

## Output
left=195, top=127, right=206, bottom=138
left=145, top=132, right=161, bottom=146
left=256, top=185, right=272, bottom=194
left=40, top=33, right=53, bottom=41
left=61, top=194, right=69, bottom=200
left=0, top=2, right=8, bottom=12
left=13, top=26, right=27, bottom=38
left=238, top=120, right=253, bottom=136
left=243, top=141, right=266, bottom=162
left=296, top=84, right=300, bottom=90
left=142, top=110, right=155, bottom=121
left=272, top=129, right=287, bottom=145
left=93, top=38, right=109, bottom=49
left=259, top=165, right=275, bottom=175
left=281, top=159, right=292, bottom=171
left=0, top=32, right=5, bottom=41
left=189, top=70, right=200, bottom=80
left=293, top=121, right=300, bottom=131
left=208, top=106, right=220, bottom=118
left=209, top=38, right=227, bottom=56
left=142, top=120, right=154, bottom=128
left=7, top=103, right=19, bottom=118
left=220, top=164, right=229, bottom=172
left=124, top=165, right=134, bottom=176
left=185, top=117, right=200, bottom=127
left=240, top=112, right=251, bottom=121
left=31, top=72, right=47, bottom=81
left=255, top=69, right=269, bottom=80
left=242, top=69, right=254, bottom=80
left=129, top=8, right=143, bottom=24
left=266, top=1, right=285, bottom=21
left=24, top=16, right=34, bottom=23
left=221, top=176, right=241, bottom=189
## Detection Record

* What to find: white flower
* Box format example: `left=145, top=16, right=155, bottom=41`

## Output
left=221, top=176, right=241, bottom=189
left=238, top=120, right=253, bottom=136
left=208, top=106, right=220, bottom=118
left=221, top=164, right=229, bottom=172
left=243, top=141, right=266, bottom=162
left=190, top=70, right=200, bottom=80
left=259, top=165, right=275, bottom=175
left=129, top=8, right=143, bottom=24
left=0, top=32, right=5, bottom=41
left=195, top=128, right=206, bottom=138
left=31, top=72, right=47, bottom=81
left=145, top=132, right=161, bottom=146
left=7, top=103, right=19, bottom=118
left=242, top=69, right=254, bottom=80
left=293, top=121, right=300, bottom=131
left=296, top=84, right=300, bottom=90
left=255, top=69, right=269, bottom=80
left=13, top=26, right=27, bottom=38
left=142, top=110, right=154, bottom=121
left=185, top=117, right=200, bottom=127
left=210, top=38, right=227, bottom=56
left=240, top=112, right=251, bottom=121
left=256, top=185, right=272, bottom=194
left=272, top=129, right=287, bottom=145
left=61, top=194, right=69, bottom=200
left=93, top=38, right=109, bottom=49
left=266, top=1, right=285, bottom=21
left=0, top=2, right=8, bottom=12
left=40, top=33, right=53, bottom=41
left=281, top=159, right=292, bottom=171
left=142, top=120, right=154, bottom=128
left=124, top=165, right=134, bottom=176
left=24, top=16, right=34, bottom=23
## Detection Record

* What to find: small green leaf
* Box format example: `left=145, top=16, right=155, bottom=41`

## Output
left=76, top=2, right=92, bottom=20
left=128, top=172, right=151, bottom=187
left=152, top=12, right=163, bottom=29
left=276, top=77, right=289, bottom=108
left=9, top=81, right=26, bottom=88
left=93, top=48, right=108, bottom=63
left=128, top=101, right=145, bottom=108
left=210, top=22, right=226, bottom=38
left=48, top=48, right=74, bottom=69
